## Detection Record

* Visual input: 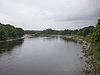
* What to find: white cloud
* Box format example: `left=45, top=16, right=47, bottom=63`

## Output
left=0, top=0, right=100, bottom=30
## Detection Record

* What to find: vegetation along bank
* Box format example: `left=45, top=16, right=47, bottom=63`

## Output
left=0, top=23, right=24, bottom=42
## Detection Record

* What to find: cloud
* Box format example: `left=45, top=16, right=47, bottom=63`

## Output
left=44, top=0, right=100, bottom=21
left=0, top=0, right=100, bottom=30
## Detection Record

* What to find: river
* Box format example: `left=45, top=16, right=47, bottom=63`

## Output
left=0, top=36, right=86, bottom=75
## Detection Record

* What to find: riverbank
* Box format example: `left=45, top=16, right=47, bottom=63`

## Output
left=61, top=35, right=100, bottom=75
left=33, top=34, right=100, bottom=75
left=0, top=37, right=24, bottom=43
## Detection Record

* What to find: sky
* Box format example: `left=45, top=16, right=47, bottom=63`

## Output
left=0, top=0, right=100, bottom=30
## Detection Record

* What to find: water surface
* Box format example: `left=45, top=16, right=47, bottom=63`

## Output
left=0, top=37, right=85, bottom=75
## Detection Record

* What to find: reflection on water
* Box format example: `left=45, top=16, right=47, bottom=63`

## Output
left=0, top=39, right=24, bottom=53
left=0, top=37, right=85, bottom=75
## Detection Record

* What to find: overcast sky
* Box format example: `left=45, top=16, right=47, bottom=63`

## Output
left=0, top=0, right=100, bottom=30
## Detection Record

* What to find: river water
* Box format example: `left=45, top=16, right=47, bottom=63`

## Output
left=0, top=36, right=86, bottom=75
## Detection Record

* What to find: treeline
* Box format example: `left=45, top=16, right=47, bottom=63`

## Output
left=27, top=26, right=95, bottom=37
left=41, top=29, right=79, bottom=35
left=25, top=30, right=41, bottom=34
left=41, top=26, right=95, bottom=36
left=0, top=23, right=24, bottom=41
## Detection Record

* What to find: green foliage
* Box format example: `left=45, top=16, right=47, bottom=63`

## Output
left=92, top=19, right=100, bottom=45
left=77, top=26, right=95, bottom=36
left=30, top=28, right=79, bottom=35
left=89, top=19, right=100, bottom=61
left=89, top=44, right=100, bottom=60
left=60, top=29, right=78, bottom=35
left=0, top=23, right=24, bottom=41
left=25, top=30, right=36, bottom=34
left=42, top=28, right=58, bottom=34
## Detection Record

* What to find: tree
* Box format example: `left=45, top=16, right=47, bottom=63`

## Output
left=78, top=26, right=95, bottom=36
left=0, top=23, right=24, bottom=41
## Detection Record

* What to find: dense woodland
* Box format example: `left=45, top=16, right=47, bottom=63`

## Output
left=0, top=23, right=24, bottom=41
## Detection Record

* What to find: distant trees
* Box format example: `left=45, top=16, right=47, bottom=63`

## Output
left=42, top=28, right=58, bottom=34
left=25, top=30, right=36, bottom=34
left=25, top=26, right=95, bottom=36
left=38, top=27, right=95, bottom=36
left=0, top=23, right=24, bottom=41
left=77, top=26, right=95, bottom=36
left=60, top=29, right=78, bottom=35
left=33, top=28, right=78, bottom=35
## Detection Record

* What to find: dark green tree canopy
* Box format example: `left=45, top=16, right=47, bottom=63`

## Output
left=77, top=26, right=95, bottom=36
left=0, top=23, right=24, bottom=40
